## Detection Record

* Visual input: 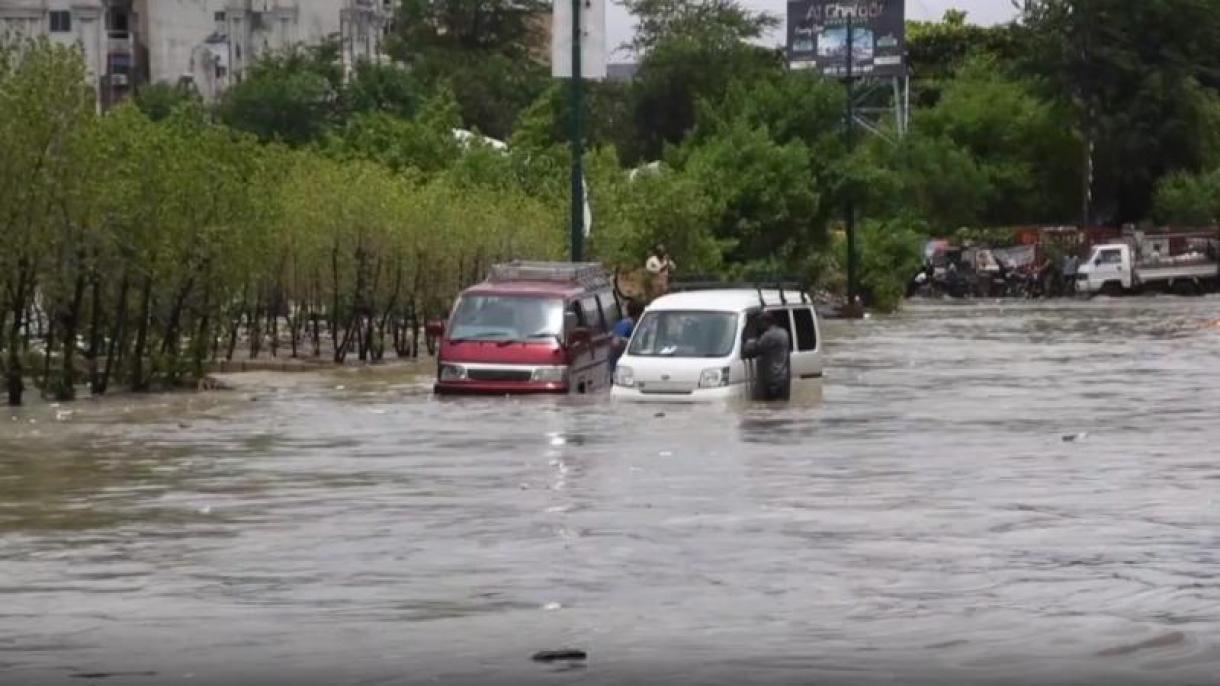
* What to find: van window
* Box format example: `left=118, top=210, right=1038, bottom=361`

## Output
left=743, top=310, right=795, bottom=351
left=579, top=297, right=606, bottom=332
left=599, top=293, right=621, bottom=327
left=1099, top=249, right=1123, bottom=264
left=792, top=307, right=817, bottom=351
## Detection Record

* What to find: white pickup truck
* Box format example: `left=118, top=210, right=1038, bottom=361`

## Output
left=1076, top=241, right=1219, bottom=295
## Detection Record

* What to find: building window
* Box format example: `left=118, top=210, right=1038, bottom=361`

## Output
left=107, top=10, right=129, bottom=33
left=215, top=11, right=225, bottom=22
left=49, top=10, right=71, bottom=33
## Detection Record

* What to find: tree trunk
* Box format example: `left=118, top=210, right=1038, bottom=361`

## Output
left=6, top=261, right=33, bottom=406
left=87, top=268, right=104, bottom=396
left=130, top=275, right=153, bottom=392
left=101, top=271, right=130, bottom=396
left=55, top=265, right=88, bottom=401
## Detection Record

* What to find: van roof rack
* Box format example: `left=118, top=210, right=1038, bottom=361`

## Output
left=488, top=261, right=610, bottom=289
left=669, top=279, right=810, bottom=305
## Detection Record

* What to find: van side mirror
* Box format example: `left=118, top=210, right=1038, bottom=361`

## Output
left=563, top=311, right=579, bottom=333
left=425, top=319, right=445, bottom=337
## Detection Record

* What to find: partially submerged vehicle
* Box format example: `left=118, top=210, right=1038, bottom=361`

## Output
left=1076, top=231, right=1220, bottom=295
left=430, top=262, right=621, bottom=395
left=611, top=284, right=823, bottom=403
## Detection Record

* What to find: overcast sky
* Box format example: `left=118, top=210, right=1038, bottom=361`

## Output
left=604, top=0, right=1021, bottom=60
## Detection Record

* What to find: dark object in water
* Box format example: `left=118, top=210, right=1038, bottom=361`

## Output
left=71, top=672, right=157, bottom=679
left=1097, top=631, right=1186, bottom=657
left=532, top=649, right=587, bottom=663
left=1062, top=432, right=1088, bottom=442
left=654, top=412, right=665, bottom=418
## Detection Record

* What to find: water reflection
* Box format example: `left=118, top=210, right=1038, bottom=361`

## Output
left=2, top=298, right=1220, bottom=684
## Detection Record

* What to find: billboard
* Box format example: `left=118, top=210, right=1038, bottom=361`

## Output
left=787, top=0, right=905, bottom=77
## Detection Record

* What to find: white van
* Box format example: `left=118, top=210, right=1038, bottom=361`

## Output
left=611, top=287, right=823, bottom=402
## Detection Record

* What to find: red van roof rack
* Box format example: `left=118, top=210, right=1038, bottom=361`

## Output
left=487, top=261, right=611, bottom=289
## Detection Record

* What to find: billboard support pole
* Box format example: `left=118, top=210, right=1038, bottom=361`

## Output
left=844, top=11, right=859, bottom=315
left=568, top=0, right=585, bottom=262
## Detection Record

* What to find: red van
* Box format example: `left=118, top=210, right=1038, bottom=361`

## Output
left=429, top=262, right=621, bottom=395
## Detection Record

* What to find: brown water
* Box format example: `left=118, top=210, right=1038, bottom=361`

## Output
left=3, top=298, right=1220, bottom=686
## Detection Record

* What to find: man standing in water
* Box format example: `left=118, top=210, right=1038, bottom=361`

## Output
left=610, top=299, right=644, bottom=372
left=743, top=311, right=791, bottom=401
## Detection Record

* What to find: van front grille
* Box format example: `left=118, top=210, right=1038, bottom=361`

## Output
left=467, top=368, right=533, bottom=382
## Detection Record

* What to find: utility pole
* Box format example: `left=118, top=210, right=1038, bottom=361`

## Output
left=568, top=0, right=585, bottom=262
left=844, top=12, right=858, bottom=311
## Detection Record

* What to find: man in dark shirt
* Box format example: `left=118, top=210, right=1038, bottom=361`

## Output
left=742, top=310, right=791, bottom=401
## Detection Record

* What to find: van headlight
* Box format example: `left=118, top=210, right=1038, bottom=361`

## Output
left=531, top=366, right=567, bottom=383
left=699, top=366, right=731, bottom=388
left=614, top=365, right=635, bottom=388
left=439, top=363, right=467, bottom=381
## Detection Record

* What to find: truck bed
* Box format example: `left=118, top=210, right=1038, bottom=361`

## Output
left=1136, top=262, right=1218, bottom=282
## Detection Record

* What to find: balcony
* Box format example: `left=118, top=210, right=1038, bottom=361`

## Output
left=107, top=29, right=132, bottom=53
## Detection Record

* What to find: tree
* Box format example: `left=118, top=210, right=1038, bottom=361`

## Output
left=622, top=0, right=781, bottom=162
left=677, top=120, right=820, bottom=268
left=0, top=38, right=95, bottom=405
left=217, top=43, right=340, bottom=145
left=386, top=0, right=550, bottom=139
left=339, top=61, right=423, bottom=119
left=911, top=56, right=1081, bottom=226
left=1017, top=0, right=1220, bottom=222
left=906, top=10, right=1017, bottom=108
left=133, top=81, right=203, bottom=122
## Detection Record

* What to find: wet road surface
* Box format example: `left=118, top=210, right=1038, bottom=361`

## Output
left=2, top=297, right=1220, bottom=685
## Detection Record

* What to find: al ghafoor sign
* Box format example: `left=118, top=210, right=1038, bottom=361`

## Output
left=787, top=0, right=906, bottom=78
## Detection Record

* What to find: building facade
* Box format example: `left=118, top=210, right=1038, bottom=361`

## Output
left=136, top=0, right=391, bottom=102
left=0, top=0, right=141, bottom=107
left=1, top=0, right=391, bottom=106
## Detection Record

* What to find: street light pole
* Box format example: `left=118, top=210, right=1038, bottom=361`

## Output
left=844, top=12, right=858, bottom=310
left=569, top=0, right=585, bottom=262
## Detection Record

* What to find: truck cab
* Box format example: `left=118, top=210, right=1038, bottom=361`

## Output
left=431, top=262, right=621, bottom=395
left=1076, top=243, right=1134, bottom=295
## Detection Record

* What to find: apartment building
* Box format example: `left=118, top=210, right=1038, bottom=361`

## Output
left=0, top=0, right=392, bottom=106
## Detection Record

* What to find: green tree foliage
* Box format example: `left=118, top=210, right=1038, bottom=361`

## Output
left=1153, top=169, right=1220, bottom=226
left=387, top=0, right=550, bottom=139
left=217, top=42, right=340, bottom=145
left=892, top=57, right=1081, bottom=228
left=133, top=81, right=202, bottom=121
left=906, top=10, right=1016, bottom=107
left=1018, top=0, right=1220, bottom=222
left=621, top=0, right=781, bottom=162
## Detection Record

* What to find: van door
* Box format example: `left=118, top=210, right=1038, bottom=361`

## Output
left=569, top=293, right=612, bottom=392
left=790, top=306, right=822, bottom=381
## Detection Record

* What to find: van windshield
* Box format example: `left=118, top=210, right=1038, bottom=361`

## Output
left=628, top=311, right=738, bottom=358
left=449, top=295, right=563, bottom=342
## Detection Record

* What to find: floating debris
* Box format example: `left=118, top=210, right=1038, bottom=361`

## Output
left=532, top=649, right=586, bottom=663
left=1097, top=631, right=1185, bottom=657
left=542, top=602, right=562, bottom=611
left=1062, top=432, right=1089, bottom=443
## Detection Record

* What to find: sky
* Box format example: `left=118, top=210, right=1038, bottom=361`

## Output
left=604, top=0, right=1022, bottom=60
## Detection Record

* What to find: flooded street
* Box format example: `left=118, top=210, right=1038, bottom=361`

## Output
left=3, top=297, right=1220, bottom=685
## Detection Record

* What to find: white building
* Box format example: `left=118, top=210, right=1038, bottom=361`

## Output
left=0, top=0, right=139, bottom=107
left=136, top=0, right=392, bottom=101
left=1, top=0, right=391, bottom=106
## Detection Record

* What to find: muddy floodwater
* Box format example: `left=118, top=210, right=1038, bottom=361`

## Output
left=3, top=298, right=1220, bottom=685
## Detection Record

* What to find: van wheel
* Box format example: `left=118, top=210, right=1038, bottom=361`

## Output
left=1101, top=281, right=1123, bottom=297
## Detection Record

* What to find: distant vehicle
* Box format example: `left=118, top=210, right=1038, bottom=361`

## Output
left=429, top=262, right=621, bottom=395
left=611, top=285, right=822, bottom=403
left=1076, top=233, right=1220, bottom=296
